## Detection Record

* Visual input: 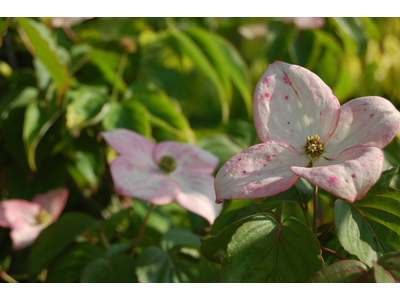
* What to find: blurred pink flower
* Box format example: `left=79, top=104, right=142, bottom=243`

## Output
left=101, top=129, right=221, bottom=225
left=284, top=17, right=325, bottom=30
left=215, top=61, right=400, bottom=203
left=0, top=188, right=69, bottom=250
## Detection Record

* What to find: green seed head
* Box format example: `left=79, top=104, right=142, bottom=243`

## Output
left=158, top=155, right=177, bottom=173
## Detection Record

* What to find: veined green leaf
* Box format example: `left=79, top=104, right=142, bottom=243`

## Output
left=308, top=260, right=370, bottom=283
left=221, top=215, right=323, bottom=282
left=334, top=188, right=400, bottom=267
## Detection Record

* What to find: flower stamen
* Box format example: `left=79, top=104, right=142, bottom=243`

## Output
left=35, top=208, right=52, bottom=226
left=158, top=155, right=177, bottom=173
left=302, top=134, right=326, bottom=159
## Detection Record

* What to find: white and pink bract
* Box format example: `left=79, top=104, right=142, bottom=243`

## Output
left=215, top=61, right=400, bottom=203
left=0, top=188, right=69, bottom=250
left=101, top=129, right=221, bottom=225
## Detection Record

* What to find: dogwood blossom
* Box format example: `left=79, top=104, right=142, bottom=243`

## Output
left=101, top=129, right=221, bottom=225
left=215, top=61, right=400, bottom=203
left=0, top=188, right=69, bottom=250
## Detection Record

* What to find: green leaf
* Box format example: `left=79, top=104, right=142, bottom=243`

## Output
left=80, top=258, right=112, bottom=283
left=372, top=164, right=400, bottom=191
left=80, top=254, right=138, bottom=283
left=102, top=208, right=132, bottom=240
left=373, top=260, right=395, bottom=283
left=102, top=101, right=151, bottom=138
left=322, top=235, right=358, bottom=266
left=197, top=134, right=244, bottom=169
left=308, top=260, right=370, bottom=283
left=17, top=18, right=69, bottom=98
left=166, top=28, right=229, bottom=124
left=66, top=86, right=109, bottom=135
left=86, top=48, right=127, bottom=92
left=211, top=199, right=262, bottom=235
left=47, top=243, right=107, bottom=283
left=135, top=245, right=218, bottom=283
left=161, top=229, right=201, bottom=252
left=30, top=212, right=100, bottom=274
left=259, top=178, right=313, bottom=210
left=185, top=27, right=232, bottom=108
left=23, top=100, right=62, bottom=171
left=202, top=213, right=270, bottom=263
left=129, top=89, right=194, bottom=142
left=135, top=246, right=179, bottom=283
left=221, top=215, right=323, bottom=282
left=334, top=188, right=400, bottom=267
left=374, top=251, right=400, bottom=282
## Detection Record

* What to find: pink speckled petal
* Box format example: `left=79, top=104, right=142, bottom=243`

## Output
left=291, top=146, right=384, bottom=202
left=254, top=61, right=340, bottom=149
left=325, top=97, right=400, bottom=159
left=110, top=155, right=180, bottom=205
left=154, top=141, right=218, bottom=174
left=101, top=129, right=157, bottom=168
left=214, top=141, right=310, bottom=201
left=9, top=219, right=44, bottom=250
left=1, top=200, right=41, bottom=228
left=0, top=204, right=9, bottom=227
left=32, top=188, right=69, bottom=222
left=171, top=171, right=221, bottom=225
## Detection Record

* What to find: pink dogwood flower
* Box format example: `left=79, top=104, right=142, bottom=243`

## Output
left=101, top=129, right=221, bottom=225
left=215, top=61, right=400, bottom=203
left=0, top=188, right=69, bottom=250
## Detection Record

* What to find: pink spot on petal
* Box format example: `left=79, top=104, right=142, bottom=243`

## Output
left=351, top=174, right=356, bottom=178
left=370, top=113, right=374, bottom=118
left=263, top=77, right=269, bottom=84
left=263, top=164, right=266, bottom=167
left=126, top=163, right=133, bottom=171
left=291, top=130, right=293, bottom=132
left=243, top=171, right=247, bottom=174
left=238, top=158, right=242, bottom=161
left=363, top=103, right=368, bottom=105
left=285, top=95, right=289, bottom=100
left=329, top=176, right=340, bottom=184
left=264, top=93, right=270, bottom=98
left=283, top=76, right=290, bottom=84
left=345, top=180, right=348, bottom=183
left=320, top=112, right=322, bottom=118
left=256, top=187, right=261, bottom=191
left=287, top=122, right=290, bottom=124
left=364, top=109, right=367, bottom=111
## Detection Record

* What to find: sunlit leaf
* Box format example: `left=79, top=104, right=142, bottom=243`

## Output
left=16, top=18, right=69, bottom=100
left=23, top=100, right=62, bottom=171
left=334, top=188, right=400, bottom=267
left=102, top=101, right=151, bottom=138
left=166, top=28, right=229, bottom=124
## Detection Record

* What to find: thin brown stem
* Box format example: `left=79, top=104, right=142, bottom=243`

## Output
left=301, top=203, right=311, bottom=228
left=0, top=270, right=18, bottom=283
left=130, top=204, right=155, bottom=256
left=321, top=247, right=347, bottom=261
left=313, top=185, right=318, bottom=233
left=318, top=221, right=335, bottom=240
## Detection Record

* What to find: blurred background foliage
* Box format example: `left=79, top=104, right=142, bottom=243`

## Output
left=1, top=17, right=400, bottom=282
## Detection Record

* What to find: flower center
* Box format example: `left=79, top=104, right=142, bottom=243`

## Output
left=302, top=134, right=326, bottom=159
left=35, top=208, right=52, bottom=225
left=158, top=155, right=177, bottom=173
